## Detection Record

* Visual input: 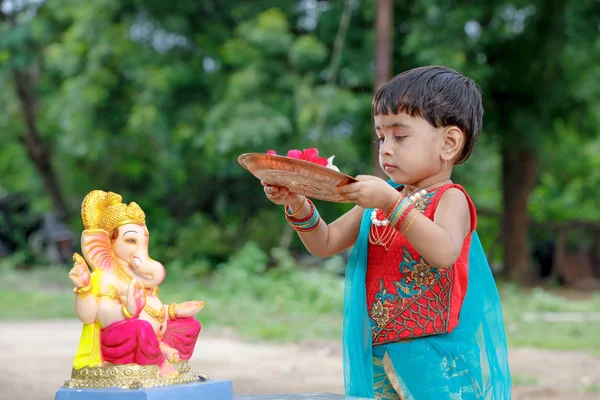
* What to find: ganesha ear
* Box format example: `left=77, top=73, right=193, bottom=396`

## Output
left=81, top=229, right=116, bottom=271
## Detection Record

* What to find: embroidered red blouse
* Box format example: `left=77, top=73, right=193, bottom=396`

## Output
left=366, top=184, right=477, bottom=345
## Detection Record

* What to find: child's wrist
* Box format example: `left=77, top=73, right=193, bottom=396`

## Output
left=383, top=192, right=404, bottom=219
left=383, top=189, right=416, bottom=231
left=390, top=199, right=415, bottom=230
left=285, top=196, right=307, bottom=218
left=285, top=198, right=321, bottom=233
left=287, top=195, right=305, bottom=211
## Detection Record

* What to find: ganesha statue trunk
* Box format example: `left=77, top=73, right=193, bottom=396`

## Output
left=62, top=190, right=208, bottom=390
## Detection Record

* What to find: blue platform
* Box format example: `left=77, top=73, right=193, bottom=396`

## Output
left=55, top=380, right=233, bottom=400
left=234, top=395, right=369, bottom=400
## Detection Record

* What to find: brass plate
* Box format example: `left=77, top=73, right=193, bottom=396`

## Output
left=238, top=153, right=357, bottom=203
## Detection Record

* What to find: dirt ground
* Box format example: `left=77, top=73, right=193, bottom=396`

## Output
left=0, top=320, right=598, bottom=400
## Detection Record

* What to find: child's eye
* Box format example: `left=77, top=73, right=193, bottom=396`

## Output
left=395, top=135, right=407, bottom=141
left=125, top=239, right=137, bottom=244
left=374, top=137, right=384, bottom=144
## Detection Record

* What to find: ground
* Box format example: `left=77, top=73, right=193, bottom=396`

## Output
left=0, top=320, right=598, bottom=400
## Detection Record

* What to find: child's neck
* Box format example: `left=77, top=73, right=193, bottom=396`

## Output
left=402, top=170, right=453, bottom=193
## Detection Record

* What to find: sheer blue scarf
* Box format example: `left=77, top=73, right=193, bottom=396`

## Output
left=343, top=202, right=511, bottom=399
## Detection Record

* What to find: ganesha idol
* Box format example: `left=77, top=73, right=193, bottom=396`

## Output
left=62, top=190, right=207, bottom=389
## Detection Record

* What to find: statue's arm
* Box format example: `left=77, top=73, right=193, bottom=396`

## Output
left=74, top=289, right=98, bottom=324
left=96, top=278, right=146, bottom=328
left=70, top=254, right=97, bottom=324
left=96, top=296, right=127, bottom=328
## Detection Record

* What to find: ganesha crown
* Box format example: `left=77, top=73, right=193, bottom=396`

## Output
left=81, top=190, right=146, bottom=232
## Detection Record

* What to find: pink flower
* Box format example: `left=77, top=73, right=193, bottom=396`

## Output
left=287, top=149, right=303, bottom=159
left=266, top=148, right=328, bottom=167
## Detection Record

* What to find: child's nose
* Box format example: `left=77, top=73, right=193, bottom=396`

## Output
left=379, top=141, right=393, bottom=157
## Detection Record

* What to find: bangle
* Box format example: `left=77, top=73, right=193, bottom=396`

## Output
left=295, top=217, right=322, bottom=233
left=384, top=194, right=404, bottom=220
left=286, top=199, right=321, bottom=233
left=169, top=303, right=177, bottom=320
left=392, top=202, right=415, bottom=230
left=285, top=197, right=307, bottom=217
left=389, top=198, right=411, bottom=227
left=122, top=304, right=134, bottom=319
left=73, top=284, right=93, bottom=296
left=402, top=212, right=419, bottom=235
left=286, top=199, right=315, bottom=225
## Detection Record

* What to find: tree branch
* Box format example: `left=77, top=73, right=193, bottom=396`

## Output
left=13, top=67, right=70, bottom=220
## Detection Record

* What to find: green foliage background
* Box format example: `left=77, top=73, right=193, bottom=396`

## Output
left=1, top=0, right=599, bottom=272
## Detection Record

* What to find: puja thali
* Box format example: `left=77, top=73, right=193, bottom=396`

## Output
left=237, top=153, right=357, bottom=203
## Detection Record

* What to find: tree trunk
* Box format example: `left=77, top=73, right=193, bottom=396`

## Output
left=13, top=68, right=70, bottom=220
left=551, top=227, right=567, bottom=283
left=501, top=148, right=538, bottom=282
left=373, top=0, right=393, bottom=176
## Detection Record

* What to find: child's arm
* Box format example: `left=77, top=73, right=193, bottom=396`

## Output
left=401, top=188, right=471, bottom=269
left=338, top=176, right=471, bottom=269
left=263, top=183, right=363, bottom=258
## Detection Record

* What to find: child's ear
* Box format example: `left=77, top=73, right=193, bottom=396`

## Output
left=442, top=126, right=465, bottom=162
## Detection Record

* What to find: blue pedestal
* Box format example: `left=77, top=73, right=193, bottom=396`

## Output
left=55, top=380, right=233, bottom=400
left=234, top=395, right=369, bottom=400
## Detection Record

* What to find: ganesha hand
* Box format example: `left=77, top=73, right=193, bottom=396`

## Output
left=173, top=300, right=204, bottom=318
left=124, top=278, right=146, bottom=318
left=69, top=253, right=91, bottom=288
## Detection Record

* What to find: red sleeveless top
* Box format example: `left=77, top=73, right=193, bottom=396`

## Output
left=366, top=184, right=477, bottom=345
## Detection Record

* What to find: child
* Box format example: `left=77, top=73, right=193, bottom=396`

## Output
left=263, top=66, right=511, bottom=399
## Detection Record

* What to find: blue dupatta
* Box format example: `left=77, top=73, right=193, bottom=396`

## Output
left=343, top=205, right=512, bottom=399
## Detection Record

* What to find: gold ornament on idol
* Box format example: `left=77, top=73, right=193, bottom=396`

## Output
left=143, top=303, right=166, bottom=323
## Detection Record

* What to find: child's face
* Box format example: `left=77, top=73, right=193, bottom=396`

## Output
left=374, top=113, right=445, bottom=185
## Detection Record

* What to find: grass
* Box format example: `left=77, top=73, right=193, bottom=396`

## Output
left=499, top=282, right=600, bottom=352
left=1, top=255, right=600, bottom=351
left=0, top=267, right=343, bottom=342
left=0, top=243, right=346, bottom=343
left=511, top=374, right=539, bottom=387
left=578, top=384, right=600, bottom=394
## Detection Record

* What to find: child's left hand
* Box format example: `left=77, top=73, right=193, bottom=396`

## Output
left=337, top=175, right=399, bottom=210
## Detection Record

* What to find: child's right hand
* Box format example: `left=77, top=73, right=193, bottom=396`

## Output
left=262, top=181, right=303, bottom=206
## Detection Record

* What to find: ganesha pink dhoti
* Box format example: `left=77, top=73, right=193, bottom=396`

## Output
left=100, top=317, right=201, bottom=365
left=161, top=317, right=202, bottom=360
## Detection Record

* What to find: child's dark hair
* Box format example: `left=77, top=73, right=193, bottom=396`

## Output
left=372, top=66, right=483, bottom=164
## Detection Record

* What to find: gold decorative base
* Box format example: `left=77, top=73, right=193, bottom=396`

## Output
left=63, top=360, right=209, bottom=389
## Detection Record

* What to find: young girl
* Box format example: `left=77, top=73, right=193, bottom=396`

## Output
left=263, top=66, right=511, bottom=399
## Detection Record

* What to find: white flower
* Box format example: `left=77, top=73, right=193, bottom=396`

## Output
left=326, top=155, right=340, bottom=172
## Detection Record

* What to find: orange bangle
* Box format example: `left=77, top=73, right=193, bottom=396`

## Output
left=385, top=194, right=404, bottom=221
left=285, top=197, right=307, bottom=217
left=293, top=217, right=321, bottom=234
left=402, top=212, right=418, bottom=235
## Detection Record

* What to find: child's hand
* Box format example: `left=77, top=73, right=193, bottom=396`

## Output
left=262, top=181, right=303, bottom=206
left=337, top=175, right=398, bottom=210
